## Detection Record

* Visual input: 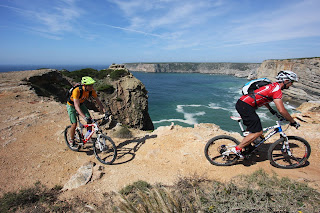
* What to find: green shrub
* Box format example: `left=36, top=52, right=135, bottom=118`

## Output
left=109, top=69, right=129, bottom=80
left=61, top=68, right=129, bottom=82
left=0, top=182, right=70, bottom=213
left=113, top=125, right=133, bottom=139
left=96, top=84, right=115, bottom=93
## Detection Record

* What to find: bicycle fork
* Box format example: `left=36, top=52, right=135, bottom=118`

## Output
left=96, top=135, right=108, bottom=151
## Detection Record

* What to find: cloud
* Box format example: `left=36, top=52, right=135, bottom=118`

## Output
left=223, top=0, right=320, bottom=46
left=1, top=0, right=83, bottom=38
left=97, top=23, right=164, bottom=37
left=107, top=0, right=228, bottom=49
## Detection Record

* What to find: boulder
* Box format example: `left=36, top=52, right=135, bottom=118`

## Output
left=62, top=161, right=94, bottom=191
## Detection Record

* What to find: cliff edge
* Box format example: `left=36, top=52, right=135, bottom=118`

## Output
left=125, top=62, right=260, bottom=78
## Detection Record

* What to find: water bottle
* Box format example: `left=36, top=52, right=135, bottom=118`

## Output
left=84, top=130, right=91, bottom=139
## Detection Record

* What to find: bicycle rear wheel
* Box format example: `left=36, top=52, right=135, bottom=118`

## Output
left=204, top=135, right=240, bottom=166
left=93, top=134, right=117, bottom=165
left=268, top=136, right=311, bottom=169
left=64, top=125, right=82, bottom=151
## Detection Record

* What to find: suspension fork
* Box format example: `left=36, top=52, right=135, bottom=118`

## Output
left=279, top=131, right=292, bottom=156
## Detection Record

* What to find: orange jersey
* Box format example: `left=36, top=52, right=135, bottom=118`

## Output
left=67, top=86, right=97, bottom=105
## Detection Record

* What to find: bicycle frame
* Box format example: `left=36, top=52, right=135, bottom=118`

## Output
left=231, top=116, right=288, bottom=148
left=76, top=115, right=102, bottom=144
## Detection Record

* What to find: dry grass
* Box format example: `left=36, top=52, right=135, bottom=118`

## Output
left=1, top=170, right=319, bottom=212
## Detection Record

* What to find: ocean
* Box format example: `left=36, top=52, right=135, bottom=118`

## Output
left=0, top=65, right=293, bottom=132
left=0, top=64, right=109, bottom=72
left=131, top=72, right=292, bottom=132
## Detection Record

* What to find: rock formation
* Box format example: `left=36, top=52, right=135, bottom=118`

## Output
left=124, top=62, right=260, bottom=78
left=100, top=73, right=154, bottom=130
left=18, top=69, right=154, bottom=130
left=255, top=58, right=320, bottom=104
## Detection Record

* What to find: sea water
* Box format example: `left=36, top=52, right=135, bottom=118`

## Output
left=132, top=72, right=294, bottom=132
left=0, top=64, right=109, bottom=72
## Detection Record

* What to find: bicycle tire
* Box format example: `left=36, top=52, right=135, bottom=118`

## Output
left=204, top=135, right=240, bottom=166
left=268, top=136, right=311, bottom=169
left=93, top=134, right=117, bottom=165
left=64, top=125, right=81, bottom=151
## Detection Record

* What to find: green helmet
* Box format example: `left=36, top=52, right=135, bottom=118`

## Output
left=81, top=76, right=96, bottom=85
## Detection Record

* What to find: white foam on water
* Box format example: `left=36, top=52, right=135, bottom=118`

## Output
left=207, top=102, right=227, bottom=110
left=227, top=87, right=243, bottom=95
left=154, top=105, right=206, bottom=125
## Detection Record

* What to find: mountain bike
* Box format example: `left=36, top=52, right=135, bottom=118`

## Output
left=204, top=114, right=311, bottom=169
left=64, top=114, right=117, bottom=165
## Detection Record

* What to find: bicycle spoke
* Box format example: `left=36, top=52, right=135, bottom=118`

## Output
left=205, top=135, right=240, bottom=166
left=94, top=135, right=117, bottom=165
left=268, top=136, right=311, bottom=169
left=64, top=126, right=81, bottom=151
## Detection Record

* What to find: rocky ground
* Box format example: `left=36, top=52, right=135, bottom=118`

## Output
left=0, top=70, right=320, bottom=205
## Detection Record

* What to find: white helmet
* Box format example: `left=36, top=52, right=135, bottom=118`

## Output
left=276, top=70, right=298, bottom=82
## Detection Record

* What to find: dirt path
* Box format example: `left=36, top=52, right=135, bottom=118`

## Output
left=1, top=70, right=319, bottom=204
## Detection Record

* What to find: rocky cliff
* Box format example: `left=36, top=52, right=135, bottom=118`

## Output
left=10, top=69, right=154, bottom=130
left=124, top=62, right=260, bottom=78
left=99, top=73, right=154, bottom=130
left=255, top=58, right=320, bottom=104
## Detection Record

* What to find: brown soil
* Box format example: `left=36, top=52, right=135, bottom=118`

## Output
left=1, top=70, right=319, bottom=204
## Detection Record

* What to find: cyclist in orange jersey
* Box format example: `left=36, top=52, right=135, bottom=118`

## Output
left=66, top=76, right=106, bottom=146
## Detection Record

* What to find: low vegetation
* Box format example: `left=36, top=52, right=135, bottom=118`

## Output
left=61, top=68, right=129, bottom=82
left=112, top=125, right=133, bottom=139
left=61, top=67, right=130, bottom=95
left=0, top=182, right=71, bottom=213
left=1, top=170, right=319, bottom=212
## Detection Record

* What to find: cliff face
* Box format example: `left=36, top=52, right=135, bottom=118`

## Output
left=125, top=63, right=260, bottom=78
left=10, top=69, right=154, bottom=130
left=255, top=58, right=320, bottom=104
left=99, top=74, right=154, bottom=130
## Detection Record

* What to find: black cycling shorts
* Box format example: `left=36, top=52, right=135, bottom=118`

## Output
left=235, top=99, right=262, bottom=133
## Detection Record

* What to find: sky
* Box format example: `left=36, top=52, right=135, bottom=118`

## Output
left=0, top=0, right=320, bottom=65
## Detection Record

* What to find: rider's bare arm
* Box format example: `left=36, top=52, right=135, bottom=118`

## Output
left=273, top=99, right=295, bottom=123
left=94, top=96, right=106, bottom=114
left=74, top=98, right=87, bottom=119
left=264, top=103, right=277, bottom=114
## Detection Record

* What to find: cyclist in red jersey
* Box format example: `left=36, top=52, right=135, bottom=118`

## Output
left=233, top=70, right=300, bottom=158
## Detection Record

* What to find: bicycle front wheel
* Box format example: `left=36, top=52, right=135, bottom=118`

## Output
left=93, top=134, right=117, bottom=165
left=204, top=135, right=240, bottom=166
left=64, top=125, right=81, bottom=151
left=268, top=136, right=311, bottom=169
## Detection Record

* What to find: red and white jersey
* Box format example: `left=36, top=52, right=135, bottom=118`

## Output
left=240, top=82, right=282, bottom=108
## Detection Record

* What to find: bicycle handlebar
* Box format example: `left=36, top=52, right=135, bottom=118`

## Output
left=92, top=115, right=109, bottom=123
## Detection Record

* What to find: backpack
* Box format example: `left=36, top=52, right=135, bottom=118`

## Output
left=241, top=78, right=273, bottom=107
left=242, top=78, right=272, bottom=95
left=67, top=84, right=92, bottom=105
